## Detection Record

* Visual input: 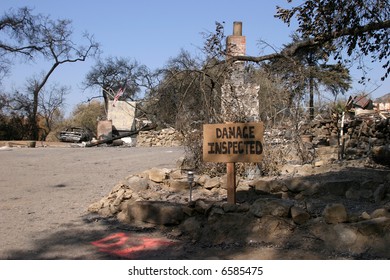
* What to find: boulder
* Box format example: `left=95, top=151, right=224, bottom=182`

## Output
left=147, top=168, right=170, bottom=183
left=196, top=174, right=211, bottom=186
left=355, top=217, right=390, bottom=236
left=222, top=202, right=250, bottom=213
left=194, top=200, right=213, bottom=215
left=333, top=224, right=358, bottom=246
left=371, top=146, right=390, bottom=166
left=291, top=206, right=310, bottom=224
left=125, top=175, right=149, bottom=192
left=322, top=203, right=348, bottom=224
left=250, top=198, right=293, bottom=218
left=204, top=177, right=220, bottom=190
left=169, top=178, right=190, bottom=191
left=127, top=201, right=184, bottom=225
left=370, top=208, right=390, bottom=219
left=284, top=177, right=316, bottom=193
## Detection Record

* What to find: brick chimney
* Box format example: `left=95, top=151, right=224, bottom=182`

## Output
left=226, top=21, right=246, bottom=58
left=221, top=22, right=260, bottom=123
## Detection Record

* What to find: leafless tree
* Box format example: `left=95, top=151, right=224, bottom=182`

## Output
left=231, top=0, right=390, bottom=81
left=83, top=56, right=148, bottom=113
left=0, top=7, right=99, bottom=140
left=37, top=83, right=68, bottom=140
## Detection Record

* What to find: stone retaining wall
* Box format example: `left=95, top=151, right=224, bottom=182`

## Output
left=89, top=164, right=390, bottom=258
left=136, top=127, right=183, bottom=147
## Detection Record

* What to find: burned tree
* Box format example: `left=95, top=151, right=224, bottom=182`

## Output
left=0, top=7, right=99, bottom=140
left=83, top=56, right=147, bottom=114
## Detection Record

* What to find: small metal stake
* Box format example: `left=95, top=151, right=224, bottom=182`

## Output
left=187, top=171, right=194, bottom=202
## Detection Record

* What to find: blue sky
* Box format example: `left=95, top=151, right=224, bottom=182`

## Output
left=1, top=0, right=389, bottom=116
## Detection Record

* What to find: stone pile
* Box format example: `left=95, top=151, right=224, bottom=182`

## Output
left=310, top=118, right=339, bottom=146
left=343, top=114, right=390, bottom=164
left=136, top=127, right=183, bottom=147
left=301, top=113, right=390, bottom=166
left=89, top=161, right=390, bottom=258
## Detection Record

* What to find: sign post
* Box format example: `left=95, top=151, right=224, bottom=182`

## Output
left=226, top=162, right=236, bottom=204
left=203, top=122, right=264, bottom=204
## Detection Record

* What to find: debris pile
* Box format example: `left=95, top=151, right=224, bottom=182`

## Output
left=298, top=94, right=390, bottom=166
left=343, top=114, right=390, bottom=161
left=341, top=94, right=390, bottom=165
left=310, top=117, right=339, bottom=147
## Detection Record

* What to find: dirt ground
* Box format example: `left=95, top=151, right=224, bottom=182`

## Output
left=1, top=144, right=389, bottom=260
left=0, top=145, right=186, bottom=259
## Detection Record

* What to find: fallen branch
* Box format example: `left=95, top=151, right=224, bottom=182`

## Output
left=85, top=124, right=157, bottom=147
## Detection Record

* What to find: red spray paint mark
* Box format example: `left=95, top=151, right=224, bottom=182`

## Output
left=91, top=232, right=174, bottom=258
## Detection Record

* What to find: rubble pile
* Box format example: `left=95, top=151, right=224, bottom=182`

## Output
left=343, top=114, right=390, bottom=163
left=310, top=117, right=339, bottom=147
left=307, top=115, right=390, bottom=166
left=136, top=127, right=183, bottom=147
left=89, top=161, right=390, bottom=258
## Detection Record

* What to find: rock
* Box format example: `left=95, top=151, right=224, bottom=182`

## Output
left=98, top=206, right=112, bottom=217
left=196, top=174, right=211, bottom=186
left=284, top=177, right=316, bottom=193
left=333, top=224, right=358, bottom=246
left=109, top=203, right=120, bottom=214
left=169, top=169, right=186, bottom=180
left=180, top=216, right=204, bottom=240
left=250, top=178, right=284, bottom=193
left=127, top=201, right=184, bottom=225
left=355, top=217, right=390, bottom=236
left=249, top=215, right=295, bottom=245
left=370, top=208, right=390, bottom=218
left=117, top=210, right=130, bottom=223
left=345, top=188, right=360, bottom=200
left=208, top=206, right=225, bottom=218
left=236, top=181, right=252, bottom=192
left=291, top=206, right=310, bottom=224
left=182, top=206, right=196, bottom=216
left=204, top=177, right=220, bottom=190
left=360, top=211, right=371, bottom=220
left=169, top=178, right=189, bottom=191
left=371, top=146, right=390, bottom=166
left=194, top=200, right=213, bottom=215
left=359, top=189, right=373, bottom=199
left=250, top=198, right=293, bottom=218
left=88, top=201, right=103, bottom=213
left=222, top=202, right=250, bottom=213
left=322, top=203, right=348, bottom=224
left=112, top=189, right=125, bottom=206
left=147, top=167, right=170, bottom=183
left=251, top=180, right=270, bottom=193
left=374, top=184, right=387, bottom=203
left=177, top=156, right=196, bottom=170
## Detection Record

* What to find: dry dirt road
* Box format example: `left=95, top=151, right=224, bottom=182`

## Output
left=0, top=146, right=185, bottom=259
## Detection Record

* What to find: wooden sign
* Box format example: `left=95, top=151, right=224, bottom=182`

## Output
left=203, top=122, right=264, bottom=163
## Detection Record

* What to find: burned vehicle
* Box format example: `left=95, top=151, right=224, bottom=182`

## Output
left=58, top=127, right=92, bottom=143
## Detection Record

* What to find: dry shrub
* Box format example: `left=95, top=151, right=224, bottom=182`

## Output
left=181, top=126, right=298, bottom=178
left=258, top=141, right=290, bottom=176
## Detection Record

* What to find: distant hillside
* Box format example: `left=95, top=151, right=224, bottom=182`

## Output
left=374, top=93, right=390, bottom=103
